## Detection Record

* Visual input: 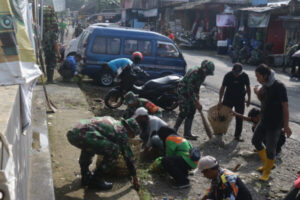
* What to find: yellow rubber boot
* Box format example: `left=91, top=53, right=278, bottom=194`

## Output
left=257, top=149, right=266, bottom=172
left=259, top=158, right=275, bottom=182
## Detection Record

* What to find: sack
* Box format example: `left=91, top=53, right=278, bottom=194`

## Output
left=189, top=147, right=201, bottom=161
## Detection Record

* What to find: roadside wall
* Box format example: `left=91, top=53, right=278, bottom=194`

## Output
left=0, top=85, right=31, bottom=200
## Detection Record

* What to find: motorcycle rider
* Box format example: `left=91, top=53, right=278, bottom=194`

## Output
left=174, top=60, right=215, bottom=140
left=123, top=91, right=162, bottom=119
left=105, top=51, right=143, bottom=75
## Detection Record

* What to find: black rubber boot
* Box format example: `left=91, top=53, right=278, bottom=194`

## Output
left=174, top=116, right=184, bottom=132
left=88, top=169, right=113, bottom=190
left=183, top=118, right=198, bottom=140
left=81, top=168, right=92, bottom=187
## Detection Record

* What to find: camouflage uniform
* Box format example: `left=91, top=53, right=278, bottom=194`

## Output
left=238, top=44, right=249, bottom=64
left=43, top=6, right=57, bottom=33
left=232, top=33, right=242, bottom=63
left=284, top=44, right=300, bottom=72
left=248, top=48, right=263, bottom=65
left=67, top=117, right=140, bottom=180
left=174, top=66, right=206, bottom=137
left=123, top=92, right=162, bottom=119
left=43, top=29, right=58, bottom=82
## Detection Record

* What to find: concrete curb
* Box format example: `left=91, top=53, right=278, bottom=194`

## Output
left=28, top=86, right=55, bottom=200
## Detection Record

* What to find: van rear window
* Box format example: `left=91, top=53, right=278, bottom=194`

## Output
left=124, top=39, right=152, bottom=56
left=92, top=36, right=120, bottom=55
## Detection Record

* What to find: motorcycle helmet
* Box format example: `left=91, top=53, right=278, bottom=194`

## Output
left=201, top=60, right=215, bottom=75
left=132, top=51, right=143, bottom=65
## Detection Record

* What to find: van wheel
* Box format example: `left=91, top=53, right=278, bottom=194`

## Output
left=97, top=70, right=114, bottom=86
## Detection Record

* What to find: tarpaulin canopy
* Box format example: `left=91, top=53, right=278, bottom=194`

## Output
left=248, top=12, right=270, bottom=28
left=0, top=0, right=41, bottom=85
left=0, top=0, right=41, bottom=199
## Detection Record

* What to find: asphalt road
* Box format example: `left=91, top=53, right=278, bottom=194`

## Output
left=182, top=49, right=300, bottom=124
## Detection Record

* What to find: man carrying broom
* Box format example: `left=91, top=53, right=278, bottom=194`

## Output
left=174, top=60, right=215, bottom=140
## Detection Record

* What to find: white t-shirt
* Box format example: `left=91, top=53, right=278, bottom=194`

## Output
left=145, top=116, right=168, bottom=147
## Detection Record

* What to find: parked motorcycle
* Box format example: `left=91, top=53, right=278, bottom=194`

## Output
left=105, top=65, right=181, bottom=111
left=176, top=32, right=198, bottom=49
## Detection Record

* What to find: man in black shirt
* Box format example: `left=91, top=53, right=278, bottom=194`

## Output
left=252, top=64, right=292, bottom=182
left=219, top=63, right=251, bottom=142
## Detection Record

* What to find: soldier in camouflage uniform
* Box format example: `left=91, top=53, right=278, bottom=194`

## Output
left=123, top=91, right=162, bottom=119
left=248, top=47, right=263, bottom=66
left=67, top=117, right=141, bottom=190
left=232, top=31, right=242, bottom=63
left=283, top=43, right=300, bottom=72
left=174, top=60, right=215, bottom=140
left=43, top=6, right=58, bottom=33
left=43, top=24, right=61, bottom=83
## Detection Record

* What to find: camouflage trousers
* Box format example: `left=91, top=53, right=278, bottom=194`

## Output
left=67, top=127, right=120, bottom=173
left=178, top=97, right=196, bottom=118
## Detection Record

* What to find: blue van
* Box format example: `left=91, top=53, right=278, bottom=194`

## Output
left=77, top=26, right=187, bottom=86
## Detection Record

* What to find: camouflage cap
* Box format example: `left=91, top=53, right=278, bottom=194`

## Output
left=124, top=91, right=138, bottom=105
left=122, top=118, right=141, bottom=136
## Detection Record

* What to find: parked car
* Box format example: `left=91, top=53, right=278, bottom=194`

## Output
left=77, top=25, right=187, bottom=86
left=64, top=23, right=121, bottom=59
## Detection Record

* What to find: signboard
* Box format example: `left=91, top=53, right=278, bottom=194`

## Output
left=252, top=0, right=268, bottom=6
left=52, top=0, right=66, bottom=12
left=248, top=13, right=270, bottom=28
left=143, top=8, right=158, bottom=17
left=216, top=15, right=237, bottom=27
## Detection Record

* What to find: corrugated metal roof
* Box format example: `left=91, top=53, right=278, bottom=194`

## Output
left=238, top=0, right=290, bottom=13
left=174, top=0, right=249, bottom=10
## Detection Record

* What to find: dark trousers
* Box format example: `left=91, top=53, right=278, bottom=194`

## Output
left=223, top=100, right=245, bottom=138
left=263, top=131, right=286, bottom=155
left=252, top=121, right=282, bottom=159
left=291, top=57, right=300, bottom=78
left=284, top=187, right=300, bottom=200
left=162, top=156, right=191, bottom=184
left=236, top=177, right=253, bottom=200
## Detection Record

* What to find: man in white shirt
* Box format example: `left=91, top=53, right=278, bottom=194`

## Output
left=133, top=107, right=168, bottom=152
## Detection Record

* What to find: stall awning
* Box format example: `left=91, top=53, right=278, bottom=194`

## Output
left=174, top=0, right=249, bottom=10
left=174, top=0, right=211, bottom=10
left=279, top=16, right=300, bottom=21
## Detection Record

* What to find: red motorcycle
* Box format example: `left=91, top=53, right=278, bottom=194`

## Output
left=284, top=172, right=300, bottom=200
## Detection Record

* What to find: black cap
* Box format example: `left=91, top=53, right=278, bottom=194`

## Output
left=232, top=63, right=243, bottom=74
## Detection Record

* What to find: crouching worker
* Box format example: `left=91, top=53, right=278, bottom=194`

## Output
left=200, top=156, right=252, bottom=200
left=123, top=91, right=162, bottom=119
left=67, top=116, right=141, bottom=190
left=150, top=126, right=200, bottom=189
left=58, top=54, right=82, bottom=81
left=233, top=108, right=286, bottom=155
